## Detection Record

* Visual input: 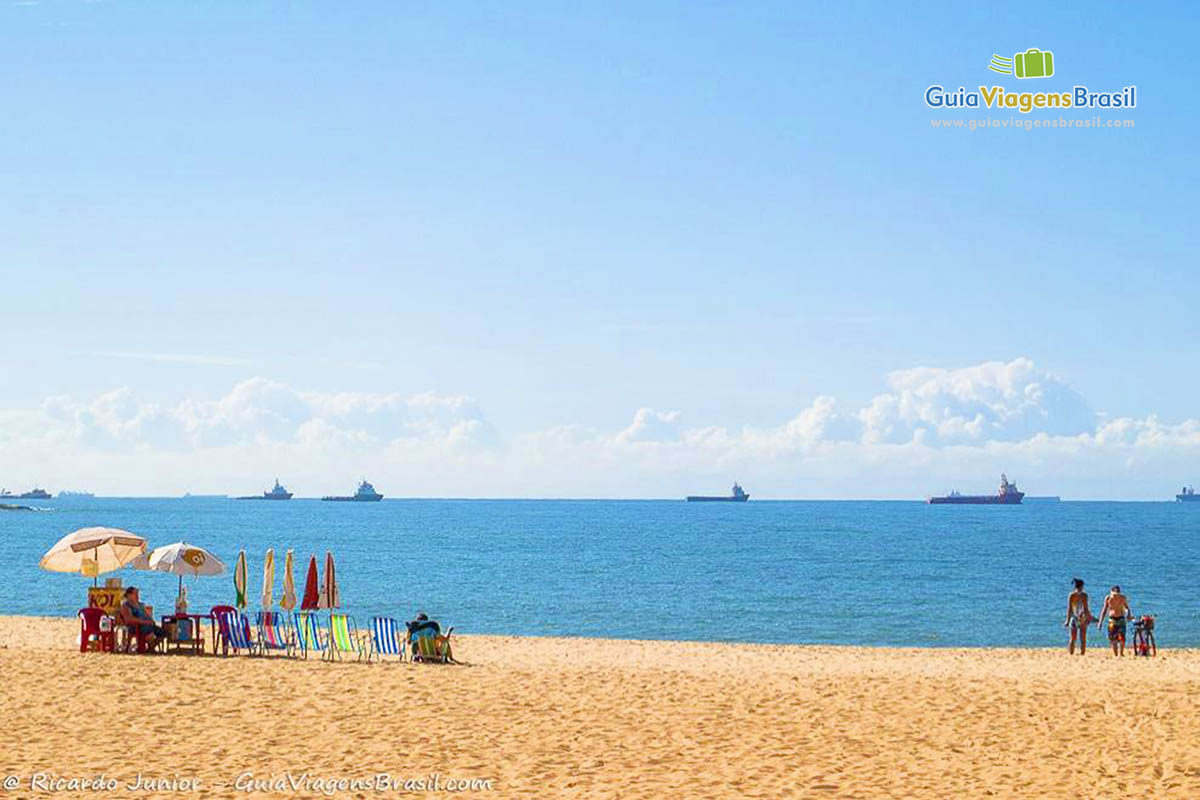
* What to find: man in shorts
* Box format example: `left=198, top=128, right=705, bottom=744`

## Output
left=1097, top=585, right=1132, bottom=657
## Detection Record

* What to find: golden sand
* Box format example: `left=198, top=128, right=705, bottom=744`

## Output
left=2, top=615, right=1199, bottom=798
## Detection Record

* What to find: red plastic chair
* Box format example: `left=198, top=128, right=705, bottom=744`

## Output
left=78, top=607, right=114, bottom=653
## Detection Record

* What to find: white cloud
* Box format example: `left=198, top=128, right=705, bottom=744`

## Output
left=2, top=360, right=1197, bottom=498
left=858, top=358, right=1094, bottom=444
left=25, top=378, right=495, bottom=454
left=615, top=408, right=682, bottom=443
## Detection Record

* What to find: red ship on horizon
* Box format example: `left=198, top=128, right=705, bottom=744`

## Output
left=927, top=474, right=1025, bottom=505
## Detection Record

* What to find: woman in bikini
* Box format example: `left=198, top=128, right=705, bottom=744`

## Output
left=1063, top=578, right=1092, bottom=655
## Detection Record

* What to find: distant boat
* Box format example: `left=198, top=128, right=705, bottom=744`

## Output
left=1179, top=486, right=1199, bottom=502
left=322, top=479, right=384, bottom=502
left=928, top=474, right=1025, bottom=505
left=2, top=487, right=51, bottom=500
left=686, top=482, right=750, bottom=503
left=264, top=479, right=293, bottom=500
left=238, top=479, right=294, bottom=501
left=57, top=490, right=95, bottom=498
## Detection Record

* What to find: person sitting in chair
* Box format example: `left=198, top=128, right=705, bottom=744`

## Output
left=407, top=612, right=454, bottom=662
left=119, top=586, right=166, bottom=652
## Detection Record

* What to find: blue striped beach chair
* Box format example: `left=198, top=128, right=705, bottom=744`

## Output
left=215, top=609, right=255, bottom=656
left=367, top=616, right=406, bottom=662
left=255, top=611, right=294, bottom=657
left=292, top=611, right=327, bottom=660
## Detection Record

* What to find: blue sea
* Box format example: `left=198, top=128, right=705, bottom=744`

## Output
left=2, top=498, right=1197, bottom=647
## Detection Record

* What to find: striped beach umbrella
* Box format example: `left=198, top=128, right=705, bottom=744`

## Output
left=280, top=549, right=297, bottom=611
left=319, top=550, right=339, bottom=609
left=234, top=550, right=248, bottom=610
left=301, top=554, right=319, bottom=610
left=261, top=548, right=275, bottom=609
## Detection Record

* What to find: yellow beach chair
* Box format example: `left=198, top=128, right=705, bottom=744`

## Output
left=328, top=613, right=364, bottom=661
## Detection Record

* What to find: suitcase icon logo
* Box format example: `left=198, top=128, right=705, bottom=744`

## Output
left=988, top=48, right=1054, bottom=79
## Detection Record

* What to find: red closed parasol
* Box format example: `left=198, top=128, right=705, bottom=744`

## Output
left=301, top=554, right=320, bottom=610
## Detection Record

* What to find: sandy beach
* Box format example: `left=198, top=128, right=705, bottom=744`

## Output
left=2, top=616, right=1198, bottom=798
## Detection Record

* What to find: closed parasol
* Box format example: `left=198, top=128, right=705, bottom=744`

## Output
left=234, top=550, right=248, bottom=610
left=280, top=549, right=297, bottom=611
left=261, top=548, right=275, bottom=609
left=301, top=554, right=319, bottom=610
left=319, top=550, right=339, bottom=609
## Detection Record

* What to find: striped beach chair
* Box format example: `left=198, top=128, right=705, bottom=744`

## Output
left=328, top=613, right=364, bottom=661
left=292, top=611, right=327, bottom=660
left=215, top=609, right=255, bottom=656
left=255, top=611, right=294, bottom=657
left=367, top=616, right=406, bottom=662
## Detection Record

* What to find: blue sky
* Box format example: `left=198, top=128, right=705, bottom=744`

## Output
left=1, top=1, right=1196, bottom=497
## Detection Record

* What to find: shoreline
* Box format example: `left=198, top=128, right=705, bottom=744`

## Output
left=5, top=613, right=1200, bottom=654
left=3, top=615, right=1199, bottom=798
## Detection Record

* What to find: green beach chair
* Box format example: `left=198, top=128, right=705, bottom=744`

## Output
left=328, top=613, right=364, bottom=661
left=410, top=623, right=455, bottom=664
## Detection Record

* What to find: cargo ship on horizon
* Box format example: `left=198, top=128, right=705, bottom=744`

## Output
left=686, top=482, right=750, bottom=503
left=322, top=479, right=383, bottom=502
left=1179, top=486, right=1199, bottom=502
left=927, top=475, right=1024, bottom=505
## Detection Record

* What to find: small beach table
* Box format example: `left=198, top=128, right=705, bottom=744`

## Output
left=160, top=613, right=210, bottom=655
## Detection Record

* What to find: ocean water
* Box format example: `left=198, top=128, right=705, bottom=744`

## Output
left=2, top=498, right=1197, bottom=647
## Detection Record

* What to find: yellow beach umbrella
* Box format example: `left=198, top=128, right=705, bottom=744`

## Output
left=39, top=527, right=147, bottom=586
left=234, top=550, right=248, bottom=609
left=261, top=548, right=275, bottom=609
left=280, top=549, right=297, bottom=611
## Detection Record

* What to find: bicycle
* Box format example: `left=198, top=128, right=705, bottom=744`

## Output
left=1131, top=615, right=1156, bottom=657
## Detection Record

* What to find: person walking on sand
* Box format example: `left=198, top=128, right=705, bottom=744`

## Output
left=1063, top=578, right=1093, bottom=655
left=1097, top=585, right=1132, bottom=657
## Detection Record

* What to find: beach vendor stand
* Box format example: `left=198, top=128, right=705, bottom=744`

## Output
left=38, top=527, right=148, bottom=651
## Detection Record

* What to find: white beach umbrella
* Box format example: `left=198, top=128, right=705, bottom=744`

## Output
left=280, top=549, right=297, bottom=611
left=137, top=541, right=226, bottom=594
left=39, top=527, right=147, bottom=585
left=261, top=548, right=275, bottom=609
